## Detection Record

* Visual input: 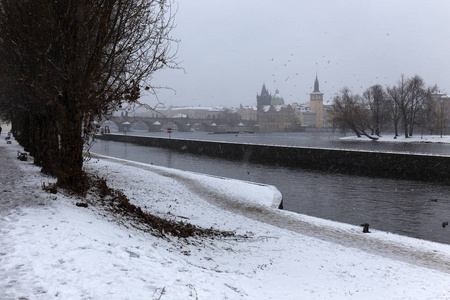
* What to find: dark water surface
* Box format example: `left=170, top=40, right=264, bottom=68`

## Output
left=91, top=131, right=450, bottom=245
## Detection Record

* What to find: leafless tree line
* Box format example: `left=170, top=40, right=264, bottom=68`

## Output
left=330, top=75, right=445, bottom=139
left=0, top=0, right=178, bottom=191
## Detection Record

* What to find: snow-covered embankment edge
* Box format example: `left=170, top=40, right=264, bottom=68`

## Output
left=2, top=138, right=450, bottom=299
left=89, top=153, right=283, bottom=211
left=89, top=153, right=450, bottom=270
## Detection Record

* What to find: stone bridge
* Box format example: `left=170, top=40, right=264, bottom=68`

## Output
left=100, top=116, right=257, bottom=133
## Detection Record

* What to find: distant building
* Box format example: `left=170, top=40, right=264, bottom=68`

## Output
left=258, top=104, right=299, bottom=132
left=256, top=84, right=272, bottom=112
left=237, top=105, right=257, bottom=121
left=256, top=85, right=300, bottom=132
left=162, top=106, right=224, bottom=119
left=309, top=75, right=324, bottom=127
left=291, top=103, right=315, bottom=127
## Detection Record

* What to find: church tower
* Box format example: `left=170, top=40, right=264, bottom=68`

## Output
left=309, top=75, right=324, bottom=127
left=257, top=84, right=272, bottom=111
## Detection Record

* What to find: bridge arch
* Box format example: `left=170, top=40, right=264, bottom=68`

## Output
left=130, top=121, right=150, bottom=131
left=191, top=123, right=205, bottom=131
left=103, top=115, right=254, bottom=132
left=100, top=120, right=119, bottom=132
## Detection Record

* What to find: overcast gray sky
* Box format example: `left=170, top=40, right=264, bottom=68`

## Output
left=142, top=0, right=450, bottom=108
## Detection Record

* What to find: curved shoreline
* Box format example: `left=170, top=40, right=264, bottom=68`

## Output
left=91, top=153, right=450, bottom=273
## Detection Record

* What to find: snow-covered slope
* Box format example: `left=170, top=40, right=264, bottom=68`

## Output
left=1, top=135, right=450, bottom=299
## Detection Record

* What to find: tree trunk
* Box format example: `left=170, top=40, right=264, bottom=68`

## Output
left=40, top=117, right=59, bottom=176
left=32, top=118, right=44, bottom=167
left=57, top=116, right=85, bottom=190
left=409, top=126, right=414, bottom=137
left=351, top=126, right=361, bottom=137
left=361, top=131, right=379, bottom=140
left=393, top=119, right=399, bottom=137
left=57, top=93, right=86, bottom=191
left=14, top=113, right=33, bottom=152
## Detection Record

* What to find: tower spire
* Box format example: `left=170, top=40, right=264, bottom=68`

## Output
left=313, top=74, right=320, bottom=93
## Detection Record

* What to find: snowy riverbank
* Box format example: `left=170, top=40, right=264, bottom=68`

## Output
left=341, top=134, right=450, bottom=144
left=1, top=135, right=450, bottom=299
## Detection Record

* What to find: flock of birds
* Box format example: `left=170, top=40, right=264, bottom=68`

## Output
left=266, top=52, right=393, bottom=102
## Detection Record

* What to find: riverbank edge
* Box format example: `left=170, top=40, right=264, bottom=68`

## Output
left=3, top=135, right=450, bottom=298
left=89, top=152, right=284, bottom=210
left=95, top=133, right=450, bottom=184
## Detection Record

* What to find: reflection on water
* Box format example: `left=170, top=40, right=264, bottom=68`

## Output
left=91, top=133, right=450, bottom=245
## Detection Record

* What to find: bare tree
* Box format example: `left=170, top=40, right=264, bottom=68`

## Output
left=330, top=87, right=378, bottom=140
left=406, top=75, right=436, bottom=136
left=217, top=108, right=242, bottom=126
left=427, top=93, right=450, bottom=137
left=437, top=100, right=450, bottom=137
left=0, top=0, right=178, bottom=191
left=363, top=84, right=390, bottom=136
left=420, top=94, right=439, bottom=135
left=386, top=75, right=436, bottom=138
left=0, top=1, right=60, bottom=174
left=386, top=75, right=412, bottom=138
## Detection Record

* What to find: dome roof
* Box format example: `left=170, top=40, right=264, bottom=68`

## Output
left=272, top=89, right=284, bottom=105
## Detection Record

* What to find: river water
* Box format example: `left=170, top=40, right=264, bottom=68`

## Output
left=90, top=131, right=450, bottom=245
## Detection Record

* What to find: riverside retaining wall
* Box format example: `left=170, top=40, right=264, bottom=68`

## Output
left=96, top=134, right=450, bottom=184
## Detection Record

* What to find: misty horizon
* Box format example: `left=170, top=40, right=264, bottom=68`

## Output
left=141, top=0, right=450, bottom=109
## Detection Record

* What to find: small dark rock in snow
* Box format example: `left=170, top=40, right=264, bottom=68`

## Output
left=442, top=222, right=448, bottom=228
left=76, top=202, right=88, bottom=208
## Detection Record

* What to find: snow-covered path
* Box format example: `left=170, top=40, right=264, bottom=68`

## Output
left=0, top=136, right=58, bottom=298
left=0, top=145, right=36, bottom=216
left=2, top=136, right=450, bottom=299
left=92, top=154, right=450, bottom=274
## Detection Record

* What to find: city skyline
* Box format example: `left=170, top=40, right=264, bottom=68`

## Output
left=140, top=0, right=450, bottom=109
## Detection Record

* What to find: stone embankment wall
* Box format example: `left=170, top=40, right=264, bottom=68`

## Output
left=96, top=134, right=450, bottom=184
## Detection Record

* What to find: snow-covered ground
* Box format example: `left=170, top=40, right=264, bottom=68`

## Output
left=341, top=134, right=450, bottom=144
left=2, top=134, right=450, bottom=299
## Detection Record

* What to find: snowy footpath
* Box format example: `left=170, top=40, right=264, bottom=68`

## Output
left=1, top=135, right=450, bottom=299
